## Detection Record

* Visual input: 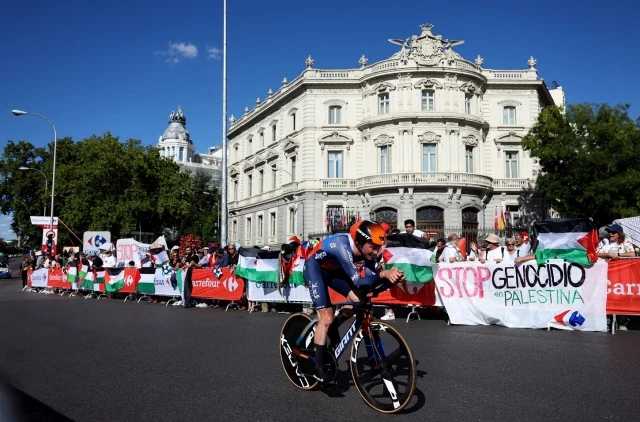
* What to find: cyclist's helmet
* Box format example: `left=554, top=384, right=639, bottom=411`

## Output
left=350, top=220, right=387, bottom=250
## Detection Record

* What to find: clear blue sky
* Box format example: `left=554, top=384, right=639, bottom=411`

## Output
left=0, top=0, right=638, bottom=239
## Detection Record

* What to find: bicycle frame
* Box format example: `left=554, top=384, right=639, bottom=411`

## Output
left=292, top=302, right=384, bottom=368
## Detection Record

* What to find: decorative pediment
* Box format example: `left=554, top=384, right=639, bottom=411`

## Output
left=417, top=131, right=442, bottom=143
left=241, top=161, right=252, bottom=171
left=318, top=131, right=354, bottom=151
left=264, top=149, right=278, bottom=161
left=498, top=99, right=522, bottom=107
left=253, top=154, right=266, bottom=166
left=373, top=134, right=395, bottom=146
left=229, top=166, right=240, bottom=177
left=494, top=131, right=523, bottom=150
left=459, top=80, right=480, bottom=94
left=366, top=82, right=396, bottom=96
left=414, top=77, right=443, bottom=90
left=462, top=135, right=478, bottom=147
left=282, top=137, right=299, bottom=153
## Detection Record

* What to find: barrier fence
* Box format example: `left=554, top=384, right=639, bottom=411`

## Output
left=25, top=259, right=640, bottom=332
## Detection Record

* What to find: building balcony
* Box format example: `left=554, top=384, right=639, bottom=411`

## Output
left=319, top=172, right=493, bottom=191
left=492, top=178, right=534, bottom=191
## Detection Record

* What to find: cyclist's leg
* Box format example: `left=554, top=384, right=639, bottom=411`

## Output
left=303, top=261, right=335, bottom=382
left=325, top=277, right=360, bottom=346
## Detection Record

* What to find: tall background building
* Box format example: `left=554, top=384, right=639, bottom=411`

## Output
left=226, top=23, right=565, bottom=246
left=157, top=106, right=223, bottom=188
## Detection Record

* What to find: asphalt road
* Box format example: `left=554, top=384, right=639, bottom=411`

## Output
left=1, top=270, right=639, bottom=421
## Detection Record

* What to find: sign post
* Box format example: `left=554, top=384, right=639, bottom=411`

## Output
left=30, top=216, right=59, bottom=255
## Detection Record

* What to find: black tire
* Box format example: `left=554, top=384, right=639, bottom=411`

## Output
left=350, top=322, right=416, bottom=414
left=279, top=312, right=318, bottom=390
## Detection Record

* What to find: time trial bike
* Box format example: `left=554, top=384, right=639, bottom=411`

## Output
left=279, top=283, right=416, bottom=413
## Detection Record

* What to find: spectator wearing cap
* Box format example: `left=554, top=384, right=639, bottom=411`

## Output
left=480, top=234, right=508, bottom=263
left=597, top=224, right=635, bottom=260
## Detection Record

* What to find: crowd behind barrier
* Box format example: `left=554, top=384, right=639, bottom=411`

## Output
left=24, top=256, right=640, bottom=330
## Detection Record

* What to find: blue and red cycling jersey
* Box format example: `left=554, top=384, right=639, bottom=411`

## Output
left=302, top=233, right=381, bottom=309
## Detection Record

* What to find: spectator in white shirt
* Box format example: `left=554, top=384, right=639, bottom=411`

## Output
left=102, top=250, right=117, bottom=268
left=504, top=238, right=519, bottom=261
left=439, top=233, right=463, bottom=263
left=597, top=224, right=635, bottom=260
left=514, top=233, right=531, bottom=257
left=481, top=234, right=508, bottom=263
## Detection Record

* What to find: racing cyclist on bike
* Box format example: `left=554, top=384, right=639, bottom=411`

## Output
left=303, top=220, right=404, bottom=384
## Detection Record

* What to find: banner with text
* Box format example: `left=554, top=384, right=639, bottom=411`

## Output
left=433, top=259, right=608, bottom=331
left=606, top=259, right=640, bottom=315
left=116, top=238, right=151, bottom=267
left=247, top=280, right=312, bottom=303
left=190, top=268, right=244, bottom=301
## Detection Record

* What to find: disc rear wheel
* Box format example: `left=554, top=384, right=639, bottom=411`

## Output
left=279, top=312, right=318, bottom=390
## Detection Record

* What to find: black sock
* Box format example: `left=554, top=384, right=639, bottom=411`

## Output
left=314, top=344, right=326, bottom=373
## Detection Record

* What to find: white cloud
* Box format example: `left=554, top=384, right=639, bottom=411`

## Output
left=155, top=42, right=199, bottom=63
left=207, top=46, right=221, bottom=60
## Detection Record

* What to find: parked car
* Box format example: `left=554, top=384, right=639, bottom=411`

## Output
left=0, top=263, right=11, bottom=279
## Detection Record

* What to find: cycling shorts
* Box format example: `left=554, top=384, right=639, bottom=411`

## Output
left=303, top=258, right=355, bottom=310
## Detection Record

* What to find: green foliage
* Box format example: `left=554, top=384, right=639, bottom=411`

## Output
left=179, top=170, right=220, bottom=242
left=0, top=132, right=193, bottom=249
left=522, top=103, right=640, bottom=225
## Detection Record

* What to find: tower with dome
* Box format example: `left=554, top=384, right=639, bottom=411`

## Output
left=157, top=106, right=222, bottom=187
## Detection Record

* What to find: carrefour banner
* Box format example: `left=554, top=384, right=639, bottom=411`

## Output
left=433, top=259, right=608, bottom=331
left=247, top=280, right=312, bottom=303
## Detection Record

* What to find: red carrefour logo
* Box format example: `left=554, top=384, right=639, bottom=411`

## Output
left=125, top=275, right=134, bottom=286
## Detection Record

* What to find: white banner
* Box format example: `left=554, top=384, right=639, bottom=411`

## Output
left=152, top=268, right=180, bottom=297
left=433, top=259, right=608, bottom=331
left=29, top=268, right=49, bottom=287
left=247, top=281, right=312, bottom=303
left=116, top=238, right=151, bottom=266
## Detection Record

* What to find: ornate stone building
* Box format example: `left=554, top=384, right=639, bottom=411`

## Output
left=226, top=23, right=564, bottom=246
left=157, top=107, right=222, bottom=187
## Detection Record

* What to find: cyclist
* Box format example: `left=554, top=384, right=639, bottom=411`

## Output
left=303, top=220, right=404, bottom=384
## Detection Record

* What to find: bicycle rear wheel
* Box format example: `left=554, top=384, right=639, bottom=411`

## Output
left=350, top=322, right=416, bottom=413
left=279, top=312, right=318, bottom=390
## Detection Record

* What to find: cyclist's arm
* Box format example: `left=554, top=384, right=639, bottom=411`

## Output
left=331, top=242, right=381, bottom=286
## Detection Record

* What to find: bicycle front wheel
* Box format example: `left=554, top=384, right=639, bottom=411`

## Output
left=350, top=322, right=416, bottom=413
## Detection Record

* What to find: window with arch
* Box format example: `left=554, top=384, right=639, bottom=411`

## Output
left=291, top=112, right=296, bottom=131
left=461, top=207, right=479, bottom=246
left=374, top=208, right=398, bottom=231
left=247, top=138, right=253, bottom=154
left=465, top=94, right=472, bottom=114
left=259, top=131, right=264, bottom=147
left=416, top=206, right=444, bottom=237
left=271, top=123, right=277, bottom=143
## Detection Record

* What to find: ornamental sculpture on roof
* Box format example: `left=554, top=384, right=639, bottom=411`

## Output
left=389, top=23, right=465, bottom=66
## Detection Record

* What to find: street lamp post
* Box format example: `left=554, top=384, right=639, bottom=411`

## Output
left=19, top=167, right=48, bottom=216
left=203, top=191, right=221, bottom=240
left=12, top=110, right=58, bottom=232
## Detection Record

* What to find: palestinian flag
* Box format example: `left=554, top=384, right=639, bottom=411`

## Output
left=533, top=218, right=598, bottom=266
left=66, top=263, right=78, bottom=284
left=382, top=233, right=434, bottom=283
left=137, top=267, right=156, bottom=293
left=78, top=260, right=90, bottom=280
left=80, top=269, right=94, bottom=290
left=94, top=268, right=105, bottom=284
left=235, top=247, right=280, bottom=282
left=105, top=267, right=125, bottom=292
left=149, top=247, right=169, bottom=266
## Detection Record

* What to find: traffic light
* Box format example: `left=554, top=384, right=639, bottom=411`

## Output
left=46, top=233, right=54, bottom=255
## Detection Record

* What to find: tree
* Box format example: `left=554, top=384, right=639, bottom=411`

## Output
left=522, top=103, right=640, bottom=225
left=0, top=132, right=193, bottom=249
left=179, top=170, right=219, bottom=242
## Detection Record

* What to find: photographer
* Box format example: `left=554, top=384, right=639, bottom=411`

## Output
left=181, top=246, right=200, bottom=308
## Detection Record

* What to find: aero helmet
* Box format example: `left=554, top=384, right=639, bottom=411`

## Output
left=350, top=220, right=387, bottom=250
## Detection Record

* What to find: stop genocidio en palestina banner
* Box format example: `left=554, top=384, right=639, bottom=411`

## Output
left=433, top=259, right=608, bottom=331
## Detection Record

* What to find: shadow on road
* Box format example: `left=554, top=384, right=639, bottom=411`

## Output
left=0, top=376, right=75, bottom=422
